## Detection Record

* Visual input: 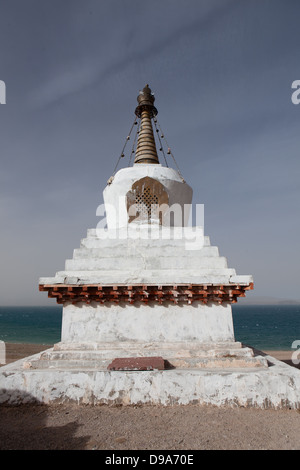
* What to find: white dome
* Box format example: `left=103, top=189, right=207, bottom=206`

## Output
left=103, top=164, right=193, bottom=229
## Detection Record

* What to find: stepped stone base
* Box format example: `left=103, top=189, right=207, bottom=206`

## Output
left=0, top=347, right=300, bottom=408
left=21, top=341, right=268, bottom=370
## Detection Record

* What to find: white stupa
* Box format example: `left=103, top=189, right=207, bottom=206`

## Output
left=1, top=85, right=300, bottom=407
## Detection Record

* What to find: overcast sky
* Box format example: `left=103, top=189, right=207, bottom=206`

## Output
left=0, top=0, right=299, bottom=305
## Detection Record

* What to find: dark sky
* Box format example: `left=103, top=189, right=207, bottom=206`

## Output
left=0, top=0, right=300, bottom=305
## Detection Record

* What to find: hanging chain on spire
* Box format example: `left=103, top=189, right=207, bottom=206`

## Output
left=107, top=85, right=185, bottom=184
left=107, top=116, right=138, bottom=185
left=154, top=118, right=185, bottom=182
left=128, top=118, right=140, bottom=167
left=152, top=117, right=168, bottom=167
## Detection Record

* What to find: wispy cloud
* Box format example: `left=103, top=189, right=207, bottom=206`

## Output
left=28, top=0, right=238, bottom=108
left=29, top=61, right=101, bottom=107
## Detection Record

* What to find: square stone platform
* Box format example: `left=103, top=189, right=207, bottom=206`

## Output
left=0, top=346, right=300, bottom=408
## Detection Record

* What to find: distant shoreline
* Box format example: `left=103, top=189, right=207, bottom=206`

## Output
left=235, top=301, right=300, bottom=306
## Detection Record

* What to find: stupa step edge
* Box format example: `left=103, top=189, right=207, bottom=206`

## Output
left=79, top=235, right=211, bottom=249
left=64, top=256, right=229, bottom=271
left=24, top=356, right=268, bottom=371
left=73, top=245, right=220, bottom=259
left=40, top=271, right=239, bottom=285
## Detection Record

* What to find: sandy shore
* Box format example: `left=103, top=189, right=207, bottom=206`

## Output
left=3, top=343, right=53, bottom=364
left=1, top=343, right=300, bottom=450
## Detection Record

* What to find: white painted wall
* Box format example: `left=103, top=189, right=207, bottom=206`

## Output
left=61, top=301, right=235, bottom=344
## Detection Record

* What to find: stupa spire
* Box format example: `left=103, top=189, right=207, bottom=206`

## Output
left=134, top=84, right=159, bottom=164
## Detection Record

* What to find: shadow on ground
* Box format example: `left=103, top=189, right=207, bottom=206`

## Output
left=0, top=391, right=91, bottom=450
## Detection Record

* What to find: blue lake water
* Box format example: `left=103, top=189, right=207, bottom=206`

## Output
left=232, top=304, right=300, bottom=350
left=0, top=304, right=299, bottom=350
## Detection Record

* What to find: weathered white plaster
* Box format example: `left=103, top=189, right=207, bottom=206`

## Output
left=61, top=301, right=235, bottom=344
left=1, top=351, right=300, bottom=408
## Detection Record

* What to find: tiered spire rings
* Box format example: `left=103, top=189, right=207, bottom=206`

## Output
left=134, top=84, right=159, bottom=164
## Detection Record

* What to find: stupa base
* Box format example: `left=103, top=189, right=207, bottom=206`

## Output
left=1, top=347, right=300, bottom=408
left=17, top=340, right=268, bottom=370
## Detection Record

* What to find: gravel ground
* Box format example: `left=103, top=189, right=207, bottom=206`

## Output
left=1, top=343, right=300, bottom=450
left=0, top=403, right=299, bottom=450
